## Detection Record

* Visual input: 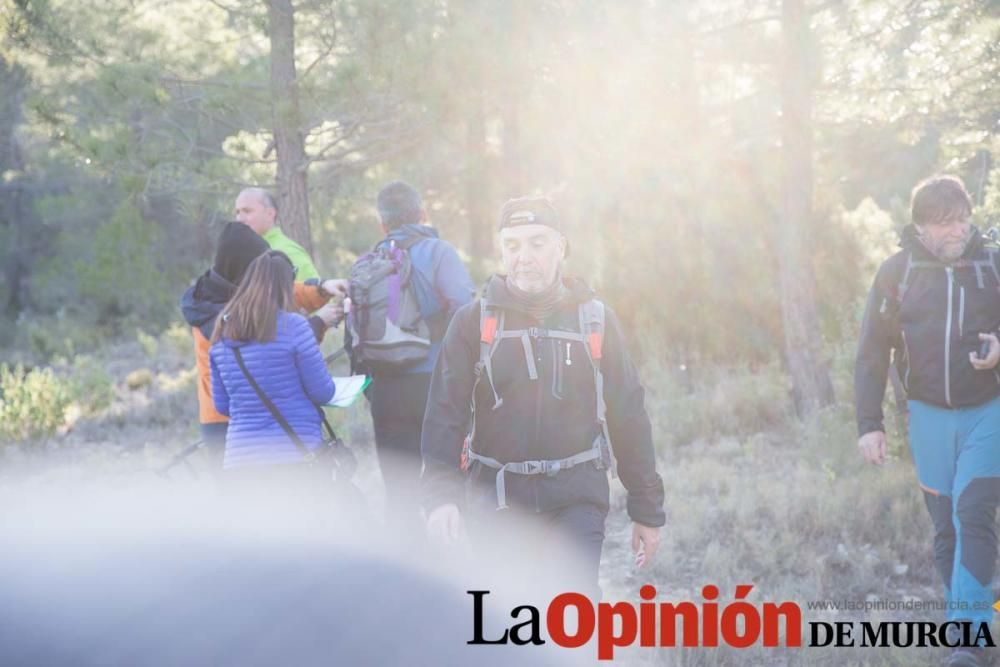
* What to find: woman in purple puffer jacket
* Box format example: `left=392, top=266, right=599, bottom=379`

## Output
left=209, top=251, right=336, bottom=473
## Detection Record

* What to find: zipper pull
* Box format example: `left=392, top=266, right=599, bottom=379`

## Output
left=565, top=342, right=572, bottom=366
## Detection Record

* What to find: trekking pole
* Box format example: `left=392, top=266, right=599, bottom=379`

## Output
left=888, top=365, right=908, bottom=437
left=157, top=439, right=205, bottom=478
left=324, top=346, right=347, bottom=365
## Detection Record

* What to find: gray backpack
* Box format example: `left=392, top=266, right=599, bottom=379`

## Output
left=346, top=237, right=431, bottom=371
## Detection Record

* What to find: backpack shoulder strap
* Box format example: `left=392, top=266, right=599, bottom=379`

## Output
left=578, top=299, right=605, bottom=363
left=577, top=301, right=608, bottom=423
left=896, top=251, right=915, bottom=302
left=396, top=234, right=425, bottom=251
left=882, top=250, right=929, bottom=315
left=984, top=245, right=1000, bottom=286
left=378, top=233, right=424, bottom=252
left=577, top=298, right=615, bottom=476
left=477, top=299, right=504, bottom=410
left=480, top=298, right=499, bottom=346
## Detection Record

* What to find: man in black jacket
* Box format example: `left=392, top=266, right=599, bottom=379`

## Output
left=421, top=197, right=665, bottom=590
left=855, top=175, right=1000, bottom=667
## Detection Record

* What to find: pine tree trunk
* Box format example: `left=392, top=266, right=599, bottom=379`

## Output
left=499, top=0, right=525, bottom=197
left=267, top=0, right=312, bottom=253
left=466, top=87, right=493, bottom=260
left=779, top=0, right=835, bottom=415
left=0, top=59, right=29, bottom=318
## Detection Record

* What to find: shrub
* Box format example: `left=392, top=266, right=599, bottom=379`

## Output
left=6, top=311, right=107, bottom=364
left=126, top=368, right=154, bottom=391
left=136, top=328, right=159, bottom=359
left=0, top=364, right=72, bottom=442
left=67, top=355, right=115, bottom=416
left=644, top=359, right=793, bottom=449
left=160, top=322, right=193, bottom=361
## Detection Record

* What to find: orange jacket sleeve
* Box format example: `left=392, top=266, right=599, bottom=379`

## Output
left=193, top=327, right=228, bottom=425
left=293, top=282, right=329, bottom=313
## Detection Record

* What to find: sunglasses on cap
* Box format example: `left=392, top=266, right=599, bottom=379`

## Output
left=267, top=250, right=298, bottom=277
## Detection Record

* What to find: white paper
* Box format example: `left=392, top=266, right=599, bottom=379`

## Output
left=325, top=375, right=371, bottom=408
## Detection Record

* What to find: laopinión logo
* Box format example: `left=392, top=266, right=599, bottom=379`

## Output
left=467, top=586, right=995, bottom=660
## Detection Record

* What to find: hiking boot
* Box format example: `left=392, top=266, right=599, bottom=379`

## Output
left=946, top=646, right=989, bottom=667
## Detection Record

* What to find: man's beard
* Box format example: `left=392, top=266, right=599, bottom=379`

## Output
left=919, top=227, right=974, bottom=263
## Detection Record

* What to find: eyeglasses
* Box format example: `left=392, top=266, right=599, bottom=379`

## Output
left=924, top=215, right=971, bottom=228
left=267, top=250, right=298, bottom=277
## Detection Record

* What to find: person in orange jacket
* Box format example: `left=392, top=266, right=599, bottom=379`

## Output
left=180, top=222, right=346, bottom=468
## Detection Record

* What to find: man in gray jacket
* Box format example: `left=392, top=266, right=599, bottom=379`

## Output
left=356, top=181, right=476, bottom=536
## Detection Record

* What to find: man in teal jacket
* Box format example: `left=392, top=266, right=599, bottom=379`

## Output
left=234, top=187, right=320, bottom=281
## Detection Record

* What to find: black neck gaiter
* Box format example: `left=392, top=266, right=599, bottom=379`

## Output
left=505, top=274, right=569, bottom=322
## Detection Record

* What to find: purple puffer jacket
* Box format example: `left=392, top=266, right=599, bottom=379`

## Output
left=209, top=311, right=336, bottom=469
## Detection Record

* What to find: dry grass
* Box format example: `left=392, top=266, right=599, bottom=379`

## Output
left=596, top=353, right=973, bottom=665
left=600, top=426, right=944, bottom=665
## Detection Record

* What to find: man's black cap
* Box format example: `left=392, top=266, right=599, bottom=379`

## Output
left=498, top=197, right=569, bottom=257
left=498, top=197, right=560, bottom=232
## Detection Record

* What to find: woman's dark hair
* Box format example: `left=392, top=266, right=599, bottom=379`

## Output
left=211, top=251, right=295, bottom=345
left=911, top=175, right=973, bottom=226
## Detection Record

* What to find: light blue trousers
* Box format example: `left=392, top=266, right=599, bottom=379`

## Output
left=909, top=396, right=1000, bottom=628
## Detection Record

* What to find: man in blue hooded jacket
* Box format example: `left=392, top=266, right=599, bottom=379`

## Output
left=357, top=181, right=476, bottom=533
